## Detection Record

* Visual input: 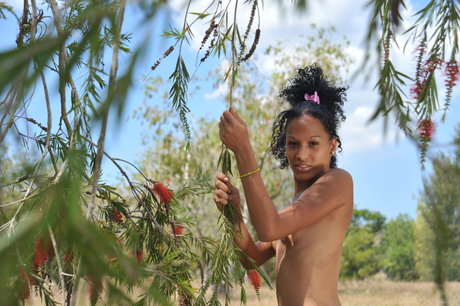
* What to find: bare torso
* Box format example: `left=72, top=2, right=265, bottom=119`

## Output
left=272, top=188, right=353, bottom=306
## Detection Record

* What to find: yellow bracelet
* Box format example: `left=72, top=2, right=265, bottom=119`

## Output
left=239, top=167, right=261, bottom=179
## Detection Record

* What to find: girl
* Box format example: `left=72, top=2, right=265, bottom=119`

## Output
left=214, top=65, right=353, bottom=306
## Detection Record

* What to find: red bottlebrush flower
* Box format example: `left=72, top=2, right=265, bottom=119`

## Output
left=247, top=269, right=261, bottom=290
left=151, top=182, right=173, bottom=205
left=445, top=61, right=460, bottom=87
left=412, top=58, right=444, bottom=100
left=175, top=225, right=183, bottom=236
left=410, top=81, right=425, bottom=100
left=110, top=209, right=123, bottom=224
left=18, top=268, right=33, bottom=300
left=415, top=42, right=426, bottom=58
left=34, top=237, right=49, bottom=267
left=418, top=119, right=436, bottom=141
left=171, top=223, right=184, bottom=236
left=136, top=249, right=143, bottom=264
left=88, top=276, right=103, bottom=305
left=425, top=58, right=443, bottom=73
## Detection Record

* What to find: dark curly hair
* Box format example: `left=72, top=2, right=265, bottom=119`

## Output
left=270, top=64, right=347, bottom=169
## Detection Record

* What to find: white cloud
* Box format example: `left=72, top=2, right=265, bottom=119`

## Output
left=341, top=105, right=401, bottom=153
left=204, top=84, right=226, bottom=100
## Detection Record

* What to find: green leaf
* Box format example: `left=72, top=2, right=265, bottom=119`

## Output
left=189, top=12, right=211, bottom=19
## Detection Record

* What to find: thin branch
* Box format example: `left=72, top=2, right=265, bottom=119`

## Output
left=6, top=180, right=34, bottom=236
left=0, top=87, right=21, bottom=143
left=87, top=0, right=128, bottom=219
left=113, top=157, right=149, bottom=182
left=229, top=0, right=239, bottom=108
left=80, top=135, right=135, bottom=189
left=258, top=148, right=270, bottom=172
left=0, top=191, right=39, bottom=208
left=61, top=272, right=76, bottom=277
left=48, top=226, right=66, bottom=306
left=48, top=0, right=72, bottom=136
left=39, top=68, right=54, bottom=171
left=270, top=181, right=286, bottom=201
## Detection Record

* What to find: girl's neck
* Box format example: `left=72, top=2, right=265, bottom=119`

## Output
left=293, top=168, right=330, bottom=198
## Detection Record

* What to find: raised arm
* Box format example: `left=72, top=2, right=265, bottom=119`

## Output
left=213, top=173, right=274, bottom=268
left=219, top=108, right=353, bottom=242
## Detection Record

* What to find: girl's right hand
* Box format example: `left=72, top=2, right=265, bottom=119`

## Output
left=213, top=173, right=242, bottom=217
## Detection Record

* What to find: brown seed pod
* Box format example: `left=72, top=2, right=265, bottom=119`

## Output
left=151, top=46, right=174, bottom=71
left=199, top=19, right=217, bottom=51
left=201, top=24, right=219, bottom=63
left=242, top=28, right=260, bottom=62
left=243, top=0, right=257, bottom=43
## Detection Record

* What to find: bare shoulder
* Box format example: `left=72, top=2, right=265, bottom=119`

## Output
left=305, top=168, right=354, bottom=210
left=295, top=168, right=353, bottom=207
left=316, top=168, right=353, bottom=188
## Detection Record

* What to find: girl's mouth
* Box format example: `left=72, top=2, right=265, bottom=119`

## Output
left=295, top=165, right=312, bottom=172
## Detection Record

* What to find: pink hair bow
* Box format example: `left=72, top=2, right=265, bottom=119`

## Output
left=304, top=91, right=320, bottom=104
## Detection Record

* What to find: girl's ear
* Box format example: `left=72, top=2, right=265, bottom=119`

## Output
left=329, top=137, right=338, bottom=156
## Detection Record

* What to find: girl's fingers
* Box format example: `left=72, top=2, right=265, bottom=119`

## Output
left=213, top=195, right=224, bottom=211
left=222, top=110, right=238, bottom=126
left=214, top=172, right=236, bottom=208
left=214, top=189, right=229, bottom=201
left=215, top=180, right=229, bottom=193
left=216, top=172, right=229, bottom=182
left=229, top=107, right=240, bottom=122
left=221, top=112, right=232, bottom=126
left=229, top=107, right=245, bottom=125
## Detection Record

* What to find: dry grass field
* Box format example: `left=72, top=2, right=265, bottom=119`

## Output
left=241, top=281, right=460, bottom=306
left=338, top=281, right=460, bottom=306
left=27, top=280, right=460, bottom=305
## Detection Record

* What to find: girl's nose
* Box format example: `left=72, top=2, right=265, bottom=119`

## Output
left=296, top=146, right=309, bottom=161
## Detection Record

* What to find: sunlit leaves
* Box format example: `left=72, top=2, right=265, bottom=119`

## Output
left=169, top=56, right=191, bottom=141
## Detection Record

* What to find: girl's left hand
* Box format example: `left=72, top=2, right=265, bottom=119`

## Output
left=219, top=108, right=250, bottom=153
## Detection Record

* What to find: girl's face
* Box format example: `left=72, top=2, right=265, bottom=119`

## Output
left=285, top=114, right=337, bottom=191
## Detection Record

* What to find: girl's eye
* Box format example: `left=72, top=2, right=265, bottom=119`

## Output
left=310, top=142, right=319, bottom=146
left=287, top=141, right=298, bottom=146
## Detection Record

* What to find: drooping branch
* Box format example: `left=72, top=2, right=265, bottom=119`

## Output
left=80, top=135, right=135, bottom=190
left=48, top=0, right=72, bottom=136
left=87, top=0, right=127, bottom=219
left=0, top=87, right=21, bottom=143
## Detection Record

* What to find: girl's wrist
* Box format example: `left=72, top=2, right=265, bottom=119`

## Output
left=234, top=144, right=259, bottom=176
left=233, top=139, right=252, bottom=156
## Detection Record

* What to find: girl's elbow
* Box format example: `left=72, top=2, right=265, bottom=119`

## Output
left=258, top=234, right=274, bottom=242
left=257, top=228, right=277, bottom=242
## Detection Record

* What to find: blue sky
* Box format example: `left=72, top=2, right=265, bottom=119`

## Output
left=2, top=0, right=459, bottom=220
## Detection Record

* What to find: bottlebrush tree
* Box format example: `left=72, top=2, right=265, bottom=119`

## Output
left=0, top=0, right=269, bottom=305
